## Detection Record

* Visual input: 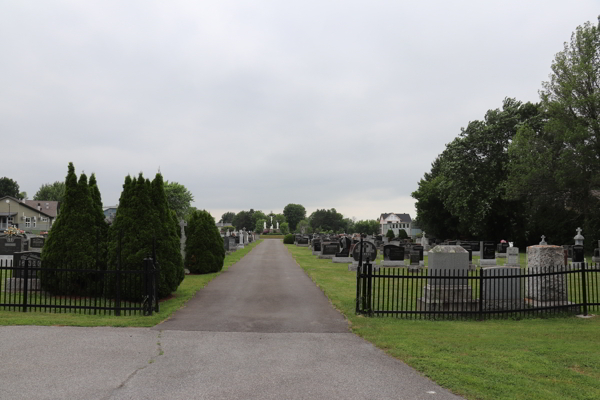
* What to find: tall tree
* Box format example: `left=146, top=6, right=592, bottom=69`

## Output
left=309, top=208, right=345, bottom=232
left=412, top=98, right=539, bottom=243
left=354, top=220, right=380, bottom=235
left=283, top=203, right=306, bottom=231
left=88, top=173, right=108, bottom=268
left=34, top=181, right=66, bottom=202
left=108, top=173, right=184, bottom=299
left=164, top=181, right=194, bottom=220
left=0, top=177, right=22, bottom=199
left=41, top=164, right=98, bottom=295
left=220, top=211, right=235, bottom=224
left=507, top=18, right=600, bottom=246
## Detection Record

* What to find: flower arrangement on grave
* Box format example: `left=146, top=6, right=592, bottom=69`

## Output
left=3, top=226, right=24, bottom=241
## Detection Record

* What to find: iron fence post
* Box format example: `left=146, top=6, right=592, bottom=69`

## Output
left=366, top=257, right=373, bottom=316
left=22, top=260, right=29, bottom=313
left=355, top=261, right=361, bottom=314
left=115, top=231, right=122, bottom=316
left=581, top=261, right=588, bottom=316
left=478, top=270, right=483, bottom=321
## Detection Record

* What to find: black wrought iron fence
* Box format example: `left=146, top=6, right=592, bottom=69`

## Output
left=0, top=256, right=158, bottom=316
left=356, top=262, right=600, bottom=320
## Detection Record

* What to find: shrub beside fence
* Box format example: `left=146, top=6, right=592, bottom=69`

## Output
left=356, top=262, right=600, bottom=320
left=0, top=256, right=158, bottom=316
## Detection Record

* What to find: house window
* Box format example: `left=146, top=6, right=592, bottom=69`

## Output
left=41, top=217, right=48, bottom=222
left=33, top=217, right=36, bottom=228
left=25, top=217, right=31, bottom=228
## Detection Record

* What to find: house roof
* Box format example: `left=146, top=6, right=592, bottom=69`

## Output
left=24, top=200, right=60, bottom=218
left=0, top=196, right=54, bottom=218
left=379, top=213, right=412, bottom=223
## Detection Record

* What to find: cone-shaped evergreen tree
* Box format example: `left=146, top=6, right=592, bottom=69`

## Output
left=41, top=163, right=99, bottom=295
left=151, top=173, right=184, bottom=296
left=89, top=173, right=108, bottom=269
left=185, top=210, right=225, bottom=274
left=107, top=173, right=185, bottom=299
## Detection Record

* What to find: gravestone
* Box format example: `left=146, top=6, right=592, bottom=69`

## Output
left=319, top=243, right=339, bottom=259
left=0, top=236, right=23, bottom=255
left=461, top=243, right=475, bottom=270
left=506, top=247, right=519, bottom=267
left=413, top=245, right=424, bottom=266
left=593, top=240, right=600, bottom=263
left=297, top=236, right=309, bottom=247
left=352, top=241, right=377, bottom=262
left=479, top=241, right=496, bottom=266
left=526, top=245, right=569, bottom=304
left=13, top=251, right=41, bottom=279
left=470, top=241, right=480, bottom=255
left=381, top=245, right=405, bottom=267
left=481, top=266, right=523, bottom=310
left=29, top=236, right=45, bottom=249
left=418, top=245, right=477, bottom=312
left=312, top=239, right=322, bottom=255
left=572, top=245, right=584, bottom=265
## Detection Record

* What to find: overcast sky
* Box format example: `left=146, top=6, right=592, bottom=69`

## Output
left=1, top=1, right=597, bottom=222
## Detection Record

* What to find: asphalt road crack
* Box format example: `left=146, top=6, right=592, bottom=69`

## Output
left=101, top=331, right=164, bottom=399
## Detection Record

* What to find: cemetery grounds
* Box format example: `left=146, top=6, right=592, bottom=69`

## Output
left=0, top=240, right=262, bottom=327
left=285, top=244, right=600, bottom=400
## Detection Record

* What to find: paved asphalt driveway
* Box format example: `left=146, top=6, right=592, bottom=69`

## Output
left=0, top=240, right=464, bottom=400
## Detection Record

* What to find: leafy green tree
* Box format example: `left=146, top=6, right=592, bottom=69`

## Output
left=386, top=229, right=395, bottom=240
left=505, top=18, right=600, bottom=246
left=34, top=181, right=66, bottom=202
left=164, top=181, right=194, bottom=220
left=280, top=222, right=290, bottom=234
left=0, top=177, right=22, bottom=199
left=283, top=203, right=306, bottom=231
left=251, top=210, right=268, bottom=230
left=232, top=210, right=254, bottom=230
left=309, top=208, right=345, bottom=232
left=220, top=211, right=236, bottom=224
left=41, top=164, right=98, bottom=295
left=185, top=209, right=225, bottom=274
left=354, top=220, right=380, bottom=235
left=255, top=218, right=267, bottom=232
left=413, top=98, right=538, bottom=243
left=296, top=219, right=312, bottom=234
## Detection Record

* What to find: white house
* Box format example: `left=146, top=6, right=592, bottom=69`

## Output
left=379, top=213, right=412, bottom=237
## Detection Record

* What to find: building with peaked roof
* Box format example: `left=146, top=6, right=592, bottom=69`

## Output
left=0, top=196, right=56, bottom=232
left=379, top=213, right=412, bottom=237
left=24, top=200, right=60, bottom=219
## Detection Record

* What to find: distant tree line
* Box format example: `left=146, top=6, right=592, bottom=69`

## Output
left=412, top=18, right=600, bottom=248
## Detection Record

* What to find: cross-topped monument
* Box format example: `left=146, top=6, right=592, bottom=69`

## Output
left=539, top=235, right=547, bottom=245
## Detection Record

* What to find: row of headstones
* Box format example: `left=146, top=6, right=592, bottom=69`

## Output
left=0, top=234, right=45, bottom=256
left=222, top=230, right=257, bottom=252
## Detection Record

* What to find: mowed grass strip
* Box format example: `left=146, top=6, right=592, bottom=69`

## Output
left=0, top=240, right=262, bottom=327
left=286, top=244, right=600, bottom=400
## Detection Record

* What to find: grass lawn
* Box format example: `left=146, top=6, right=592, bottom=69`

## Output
left=286, top=244, right=600, bottom=400
left=0, top=240, right=262, bottom=327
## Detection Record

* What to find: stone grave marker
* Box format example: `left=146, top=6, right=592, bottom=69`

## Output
left=0, top=236, right=23, bottom=256
left=506, top=247, right=519, bottom=266
left=526, top=245, right=570, bottom=306
left=297, top=236, right=309, bottom=247
left=481, top=266, right=523, bottom=311
left=319, top=242, right=339, bottom=259
left=381, top=245, right=405, bottom=267
left=418, top=245, right=476, bottom=311
left=479, top=241, right=496, bottom=266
